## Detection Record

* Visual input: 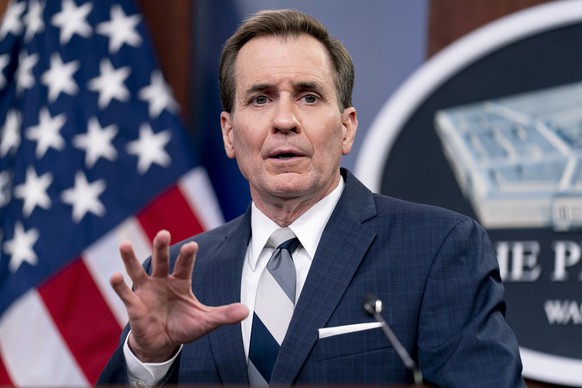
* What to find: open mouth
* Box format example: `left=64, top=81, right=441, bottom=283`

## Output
left=269, top=148, right=303, bottom=160
left=273, top=153, right=298, bottom=160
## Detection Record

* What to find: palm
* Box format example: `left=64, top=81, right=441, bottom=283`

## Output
left=110, top=230, right=248, bottom=362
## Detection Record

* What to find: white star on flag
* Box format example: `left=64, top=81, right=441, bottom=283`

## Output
left=3, top=222, right=39, bottom=273
left=0, top=109, right=22, bottom=157
left=14, top=167, right=53, bottom=217
left=51, top=0, right=93, bottom=44
left=16, top=51, right=39, bottom=94
left=87, top=58, right=130, bottom=109
left=23, top=0, right=45, bottom=42
left=25, top=107, right=66, bottom=159
left=73, top=117, right=118, bottom=168
left=0, top=1, right=25, bottom=39
left=60, top=171, right=106, bottom=223
left=96, top=4, right=141, bottom=53
left=139, top=71, right=179, bottom=118
left=126, top=123, right=172, bottom=174
left=41, top=53, right=80, bottom=102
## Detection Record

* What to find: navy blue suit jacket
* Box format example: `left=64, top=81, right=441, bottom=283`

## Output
left=98, top=169, right=524, bottom=387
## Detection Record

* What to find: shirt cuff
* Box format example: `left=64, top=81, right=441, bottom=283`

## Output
left=123, top=330, right=182, bottom=387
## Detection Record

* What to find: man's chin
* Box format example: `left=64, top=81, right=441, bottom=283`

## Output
left=264, top=179, right=310, bottom=199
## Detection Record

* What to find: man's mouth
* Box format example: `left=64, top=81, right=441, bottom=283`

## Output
left=269, top=148, right=303, bottom=160
left=273, top=152, right=298, bottom=159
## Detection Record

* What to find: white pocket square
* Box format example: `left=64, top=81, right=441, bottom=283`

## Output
left=318, top=321, right=384, bottom=339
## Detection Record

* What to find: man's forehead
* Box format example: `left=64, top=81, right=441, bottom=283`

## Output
left=233, top=35, right=333, bottom=90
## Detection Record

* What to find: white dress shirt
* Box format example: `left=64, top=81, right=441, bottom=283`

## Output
left=125, top=178, right=345, bottom=387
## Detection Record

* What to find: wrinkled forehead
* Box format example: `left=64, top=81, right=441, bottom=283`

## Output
left=233, top=34, right=335, bottom=93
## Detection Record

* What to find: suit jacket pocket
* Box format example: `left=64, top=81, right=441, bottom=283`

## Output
left=315, top=325, right=391, bottom=361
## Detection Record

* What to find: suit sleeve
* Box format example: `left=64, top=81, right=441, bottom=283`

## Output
left=96, top=328, right=130, bottom=385
left=417, top=218, right=525, bottom=387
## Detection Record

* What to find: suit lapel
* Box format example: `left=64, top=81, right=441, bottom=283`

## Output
left=271, top=171, right=377, bottom=385
left=204, top=210, right=252, bottom=384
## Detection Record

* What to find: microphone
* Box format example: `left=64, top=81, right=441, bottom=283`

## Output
left=363, top=295, right=423, bottom=386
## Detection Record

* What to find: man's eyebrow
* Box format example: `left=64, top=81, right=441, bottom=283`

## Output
left=293, top=81, right=323, bottom=92
left=242, top=81, right=326, bottom=98
left=243, top=83, right=273, bottom=97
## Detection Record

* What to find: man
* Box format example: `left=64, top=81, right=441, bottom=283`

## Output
left=98, top=9, right=525, bottom=387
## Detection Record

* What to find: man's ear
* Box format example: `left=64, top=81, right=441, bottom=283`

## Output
left=341, top=107, right=358, bottom=155
left=220, top=111, right=236, bottom=159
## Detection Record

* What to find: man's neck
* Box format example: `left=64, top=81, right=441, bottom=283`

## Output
left=251, top=175, right=342, bottom=227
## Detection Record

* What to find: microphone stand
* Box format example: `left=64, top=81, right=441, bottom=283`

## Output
left=363, top=296, right=424, bottom=386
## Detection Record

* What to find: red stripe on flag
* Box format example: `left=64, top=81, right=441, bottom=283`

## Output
left=137, top=184, right=204, bottom=243
left=38, top=259, right=121, bottom=384
left=0, top=352, right=13, bottom=385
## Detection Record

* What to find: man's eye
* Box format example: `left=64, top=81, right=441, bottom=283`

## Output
left=303, top=94, right=318, bottom=104
left=252, top=95, right=268, bottom=105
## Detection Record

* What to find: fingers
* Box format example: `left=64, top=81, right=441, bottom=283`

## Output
left=151, top=230, right=198, bottom=280
left=119, top=240, right=148, bottom=286
left=120, top=230, right=197, bottom=281
left=151, top=230, right=171, bottom=278
left=110, top=272, right=135, bottom=306
left=173, top=241, right=198, bottom=280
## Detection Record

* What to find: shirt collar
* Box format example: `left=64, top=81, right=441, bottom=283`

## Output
left=249, top=177, right=345, bottom=270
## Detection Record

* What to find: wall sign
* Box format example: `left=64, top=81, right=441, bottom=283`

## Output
left=355, top=1, right=582, bottom=385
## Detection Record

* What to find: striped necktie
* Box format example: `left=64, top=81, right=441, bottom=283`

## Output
left=248, top=227, right=300, bottom=386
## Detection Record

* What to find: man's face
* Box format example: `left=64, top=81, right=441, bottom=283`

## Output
left=220, top=34, right=357, bottom=210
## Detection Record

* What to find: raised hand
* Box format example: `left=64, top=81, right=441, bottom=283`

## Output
left=109, top=230, right=249, bottom=363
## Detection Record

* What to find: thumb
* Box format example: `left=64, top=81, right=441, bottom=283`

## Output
left=219, top=303, right=249, bottom=324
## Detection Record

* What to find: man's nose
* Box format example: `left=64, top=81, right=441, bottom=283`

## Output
left=272, top=98, right=299, bottom=133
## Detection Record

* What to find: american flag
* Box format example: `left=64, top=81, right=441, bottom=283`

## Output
left=0, top=0, right=224, bottom=385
